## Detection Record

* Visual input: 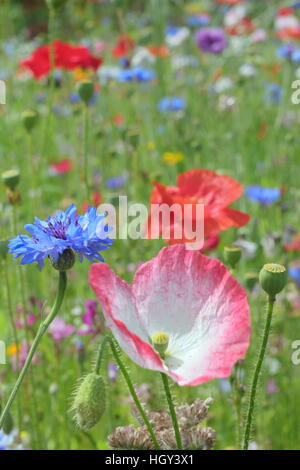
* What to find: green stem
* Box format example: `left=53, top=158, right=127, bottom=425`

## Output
left=43, top=2, right=56, bottom=161
left=103, top=337, right=160, bottom=450
left=0, top=271, right=67, bottom=430
left=95, top=336, right=110, bottom=374
left=2, top=258, right=22, bottom=430
left=242, top=296, right=275, bottom=450
left=160, top=372, right=182, bottom=450
left=83, top=103, right=90, bottom=201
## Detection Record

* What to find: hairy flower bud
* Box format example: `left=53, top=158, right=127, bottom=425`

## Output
left=71, top=373, right=106, bottom=430
left=224, top=245, right=242, bottom=269
left=22, top=110, right=38, bottom=133
left=2, top=169, right=20, bottom=190
left=50, top=248, right=75, bottom=271
left=259, top=263, right=287, bottom=298
left=76, top=81, right=94, bottom=104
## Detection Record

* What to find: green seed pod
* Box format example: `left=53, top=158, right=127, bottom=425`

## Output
left=76, top=81, right=94, bottom=104
left=244, top=272, right=259, bottom=290
left=0, top=239, right=9, bottom=259
left=224, top=245, right=242, bottom=269
left=22, top=110, right=38, bottom=133
left=2, top=169, right=20, bottom=190
left=71, top=373, right=106, bottom=430
left=259, top=263, right=287, bottom=298
left=50, top=248, right=75, bottom=271
left=151, top=332, right=169, bottom=358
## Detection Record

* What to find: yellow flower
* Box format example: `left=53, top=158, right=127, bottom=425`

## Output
left=163, top=151, right=184, bottom=165
left=7, top=344, right=19, bottom=356
left=73, top=68, right=92, bottom=82
left=147, top=141, right=155, bottom=151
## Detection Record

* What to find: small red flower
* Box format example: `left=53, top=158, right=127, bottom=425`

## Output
left=21, top=40, right=102, bottom=80
left=112, top=35, right=135, bottom=58
left=82, top=192, right=102, bottom=213
left=146, top=169, right=250, bottom=245
left=148, top=45, right=169, bottom=57
left=226, top=17, right=256, bottom=36
left=284, top=234, right=300, bottom=253
left=277, top=27, right=300, bottom=40
left=50, top=158, right=73, bottom=175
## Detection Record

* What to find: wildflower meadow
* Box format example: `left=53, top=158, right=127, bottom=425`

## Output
left=1, top=0, right=300, bottom=454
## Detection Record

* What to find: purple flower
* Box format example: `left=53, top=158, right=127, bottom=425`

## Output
left=49, top=316, right=75, bottom=340
left=77, top=299, right=103, bottom=336
left=195, top=27, right=228, bottom=54
left=108, top=363, right=118, bottom=382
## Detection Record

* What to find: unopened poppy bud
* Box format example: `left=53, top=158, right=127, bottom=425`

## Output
left=22, top=110, right=38, bottom=133
left=0, top=239, right=9, bottom=259
left=244, top=272, right=259, bottom=290
left=2, top=169, right=20, bottom=191
left=224, top=245, right=242, bottom=269
left=50, top=248, right=75, bottom=271
left=151, top=332, right=169, bottom=358
left=76, top=81, right=94, bottom=104
left=71, top=373, right=106, bottom=430
left=0, top=405, right=14, bottom=434
left=259, top=263, right=287, bottom=298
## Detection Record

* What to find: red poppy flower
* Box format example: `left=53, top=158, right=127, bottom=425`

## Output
left=146, top=169, right=250, bottom=245
left=49, top=158, right=73, bottom=175
left=21, top=40, right=102, bottom=80
left=112, top=35, right=135, bottom=58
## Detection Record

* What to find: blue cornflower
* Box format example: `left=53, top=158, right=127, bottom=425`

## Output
left=0, top=430, right=14, bottom=450
left=9, top=205, right=113, bottom=270
left=158, top=97, right=186, bottom=112
left=246, top=186, right=281, bottom=206
left=289, top=267, right=300, bottom=287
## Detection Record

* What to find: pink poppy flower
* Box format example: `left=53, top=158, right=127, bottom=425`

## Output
left=89, top=245, right=250, bottom=386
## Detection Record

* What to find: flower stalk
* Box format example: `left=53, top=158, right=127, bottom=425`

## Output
left=96, top=336, right=160, bottom=450
left=0, top=271, right=67, bottom=430
left=242, top=296, right=275, bottom=450
left=160, top=372, right=183, bottom=450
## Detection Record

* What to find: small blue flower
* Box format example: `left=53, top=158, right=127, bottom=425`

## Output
left=9, top=205, right=113, bottom=270
left=289, top=267, right=300, bottom=287
left=186, top=14, right=210, bottom=27
left=158, top=97, right=186, bottom=112
left=276, top=44, right=296, bottom=59
left=117, top=67, right=156, bottom=82
left=246, top=186, right=281, bottom=206
left=106, top=175, right=126, bottom=189
left=291, top=49, right=300, bottom=62
left=264, top=83, right=282, bottom=104
left=0, top=430, right=14, bottom=450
